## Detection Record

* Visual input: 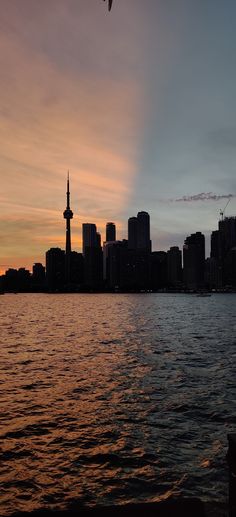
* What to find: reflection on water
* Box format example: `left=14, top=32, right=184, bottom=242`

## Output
left=0, top=293, right=235, bottom=515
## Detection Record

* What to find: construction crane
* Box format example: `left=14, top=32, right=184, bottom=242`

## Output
left=103, top=0, right=113, bottom=11
left=220, top=198, right=231, bottom=221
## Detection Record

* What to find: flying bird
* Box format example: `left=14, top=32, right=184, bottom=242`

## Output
left=103, top=0, right=113, bottom=11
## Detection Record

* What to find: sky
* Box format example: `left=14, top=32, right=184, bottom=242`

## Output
left=0, top=0, right=236, bottom=273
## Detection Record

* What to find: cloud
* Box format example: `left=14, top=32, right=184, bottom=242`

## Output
left=174, top=193, right=235, bottom=202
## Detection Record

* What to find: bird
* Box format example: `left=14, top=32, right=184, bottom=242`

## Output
left=103, top=0, right=113, bottom=11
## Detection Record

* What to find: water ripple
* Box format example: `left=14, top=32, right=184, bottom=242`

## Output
left=0, top=292, right=235, bottom=516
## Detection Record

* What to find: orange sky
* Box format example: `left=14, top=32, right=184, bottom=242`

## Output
left=0, top=1, right=149, bottom=273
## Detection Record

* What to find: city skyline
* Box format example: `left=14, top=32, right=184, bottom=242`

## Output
left=1, top=0, right=236, bottom=273
left=1, top=174, right=235, bottom=291
left=0, top=173, right=235, bottom=274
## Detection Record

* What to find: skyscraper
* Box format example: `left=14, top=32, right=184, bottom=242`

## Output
left=63, top=172, right=73, bottom=284
left=128, top=217, right=138, bottom=250
left=106, top=222, right=116, bottom=242
left=137, top=211, right=151, bottom=252
left=46, top=248, right=65, bottom=291
left=82, top=223, right=102, bottom=289
left=183, top=232, right=205, bottom=289
left=128, top=212, right=151, bottom=252
left=82, top=223, right=98, bottom=255
left=218, top=216, right=236, bottom=287
left=167, top=246, right=182, bottom=287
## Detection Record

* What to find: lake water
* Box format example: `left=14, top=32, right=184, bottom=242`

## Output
left=0, top=293, right=235, bottom=516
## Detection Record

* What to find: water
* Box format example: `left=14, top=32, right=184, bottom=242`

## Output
left=0, top=293, right=235, bottom=516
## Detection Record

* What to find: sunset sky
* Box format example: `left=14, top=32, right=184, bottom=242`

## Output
left=0, top=0, right=236, bottom=273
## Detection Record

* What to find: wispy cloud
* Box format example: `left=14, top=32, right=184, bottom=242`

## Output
left=174, top=193, right=235, bottom=202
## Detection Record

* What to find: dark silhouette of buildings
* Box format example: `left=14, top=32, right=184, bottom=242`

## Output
left=82, top=223, right=98, bottom=255
left=128, top=217, right=138, bottom=250
left=106, top=222, right=116, bottom=242
left=2, top=267, right=31, bottom=292
left=1, top=176, right=235, bottom=293
left=103, top=240, right=126, bottom=289
left=151, top=251, right=167, bottom=290
left=128, top=211, right=151, bottom=253
left=124, top=212, right=152, bottom=290
left=46, top=248, right=65, bottom=291
left=167, top=246, right=182, bottom=288
left=70, top=251, right=84, bottom=286
left=83, top=223, right=103, bottom=290
left=32, top=263, right=46, bottom=290
left=103, top=239, right=119, bottom=285
left=137, top=211, right=152, bottom=252
left=183, top=232, right=205, bottom=290
left=208, top=216, right=236, bottom=288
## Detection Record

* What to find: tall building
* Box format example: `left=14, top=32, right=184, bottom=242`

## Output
left=218, top=216, right=236, bottom=287
left=103, top=240, right=127, bottom=289
left=210, top=230, right=220, bottom=259
left=32, top=263, right=45, bottom=290
left=106, top=222, right=116, bottom=242
left=96, top=232, right=101, bottom=248
left=103, top=240, right=116, bottom=282
left=137, top=211, right=151, bottom=252
left=46, top=248, right=65, bottom=291
left=63, top=172, right=73, bottom=284
left=219, top=216, right=236, bottom=255
left=128, top=211, right=151, bottom=252
left=70, top=251, right=84, bottom=286
left=82, top=223, right=102, bottom=289
left=151, top=251, right=167, bottom=290
left=128, top=217, right=138, bottom=250
left=167, top=246, right=182, bottom=287
left=82, top=223, right=98, bottom=255
left=209, top=230, right=221, bottom=288
left=183, top=232, right=205, bottom=290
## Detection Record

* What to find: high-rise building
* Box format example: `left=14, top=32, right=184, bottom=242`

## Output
left=82, top=223, right=102, bottom=289
left=70, top=251, right=84, bottom=286
left=219, top=216, right=236, bottom=255
left=128, top=217, right=138, bottom=250
left=32, top=263, right=45, bottom=290
left=46, top=248, right=65, bottom=291
left=103, top=240, right=117, bottom=282
left=128, top=211, right=151, bottom=252
left=218, top=216, right=236, bottom=287
left=96, top=232, right=101, bottom=248
left=209, top=230, right=221, bottom=288
left=167, top=246, right=182, bottom=287
left=82, top=223, right=98, bottom=255
left=106, top=222, right=116, bottom=242
left=151, top=251, right=167, bottom=290
left=104, top=240, right=127, bottom=289
left=183, top=232, right=205, bottom=289
left=137, top=211, right=151, bottom=252
left=210, top=230, right=220, bottom=259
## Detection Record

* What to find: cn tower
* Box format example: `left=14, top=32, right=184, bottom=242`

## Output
left=63, top=172, right=73, bottom=283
